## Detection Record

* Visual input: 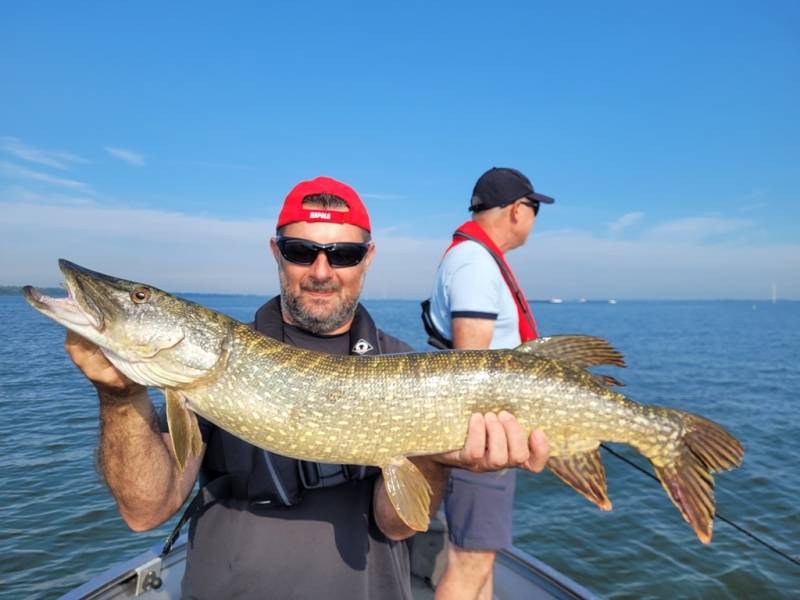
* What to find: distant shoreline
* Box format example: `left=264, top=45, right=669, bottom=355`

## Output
left=0, top=286, right=63, bottom=296
left=1, top=287, right=795, bottom=302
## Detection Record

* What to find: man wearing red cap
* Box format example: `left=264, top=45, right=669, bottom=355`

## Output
left=63, top=176, right=549, bottom=599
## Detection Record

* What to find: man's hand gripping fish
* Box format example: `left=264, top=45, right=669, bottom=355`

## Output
left=24, top=260, right=744, bottom=544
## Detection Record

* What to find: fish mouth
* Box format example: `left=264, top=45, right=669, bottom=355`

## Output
left=23, top=259, right=110, bottom=331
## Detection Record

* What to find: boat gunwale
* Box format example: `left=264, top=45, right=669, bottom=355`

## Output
left=60, top=535, right=598, bottom=600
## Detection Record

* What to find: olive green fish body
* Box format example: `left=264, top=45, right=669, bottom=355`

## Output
left=24, top=260, right=744, bottom=544
left=188, top=328, right=645, bottom=460
left=183, top=330, right=552, bottom=458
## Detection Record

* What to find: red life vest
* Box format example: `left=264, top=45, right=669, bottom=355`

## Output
left=446, top=221, right=539, bottom=342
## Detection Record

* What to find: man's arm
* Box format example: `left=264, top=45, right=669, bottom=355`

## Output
left=67, top=331, right=202, bottom=531
left=451, top=317, right=495, bottom=350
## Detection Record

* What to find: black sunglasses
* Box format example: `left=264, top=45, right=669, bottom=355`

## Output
left=522, top=200, right=540, bottom=217
left=276, top=236, right=371, bottom=268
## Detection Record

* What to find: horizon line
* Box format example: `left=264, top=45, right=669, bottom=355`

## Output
left=2, top=286, right=797, bottom=303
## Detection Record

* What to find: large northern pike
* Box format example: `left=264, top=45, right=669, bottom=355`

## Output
left=24, top=260, right=743, bottom=543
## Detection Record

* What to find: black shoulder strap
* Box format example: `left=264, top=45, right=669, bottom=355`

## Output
left=420, top=299, right=452, bottom=350
left=347, top=303, right=382, bottom=355
left=253, top=296, right=284, bottom=339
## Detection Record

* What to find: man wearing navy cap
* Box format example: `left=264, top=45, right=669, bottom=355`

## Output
left=426, top=167, right=554, bottom=600
left=63, top=175, right=550, bottom=599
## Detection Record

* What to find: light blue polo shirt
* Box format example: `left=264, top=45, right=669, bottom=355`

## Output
left=429, top=240, right=521, bottom=350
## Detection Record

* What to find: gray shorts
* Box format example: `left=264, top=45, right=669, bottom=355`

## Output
left=444, top=468, right=516, bottom=551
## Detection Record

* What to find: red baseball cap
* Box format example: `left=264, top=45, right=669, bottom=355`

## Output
left=276, top=176, right=371, bottom=233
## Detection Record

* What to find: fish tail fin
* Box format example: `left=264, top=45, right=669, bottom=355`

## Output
left=648, top=411, right=744, bottom=544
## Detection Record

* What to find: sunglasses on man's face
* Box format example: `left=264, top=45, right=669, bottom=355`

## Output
left=522, top=200, right=540, bottom=217
left=275, top=236, right=371, bottom=268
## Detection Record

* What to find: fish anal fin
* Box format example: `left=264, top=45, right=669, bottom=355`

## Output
left=382, top=457, right=433, bottom=532
left=547, top=447, right=612, bottom=511
left=164, top=388, right=201, bottom=472
left=515, top=335, right=626, bottom=369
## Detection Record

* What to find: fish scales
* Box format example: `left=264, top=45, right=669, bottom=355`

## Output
left=24, top=259, right=745, bottom=543
left=184, top=324, right=670, bottom=467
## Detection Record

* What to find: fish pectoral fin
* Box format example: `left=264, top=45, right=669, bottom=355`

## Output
left=164, top=388, right=202, bottom=472
left=514, top=335, right=627, bottom=370
left=547, top=447, right=612, bottom=511
left=382, top=457, right=433, bottom=532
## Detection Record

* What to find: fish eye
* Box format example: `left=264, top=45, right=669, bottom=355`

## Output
left=130, top=287, right=151, bottom=304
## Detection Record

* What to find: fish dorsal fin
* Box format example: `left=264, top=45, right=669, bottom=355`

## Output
left=514, top=335, right=627, bottom=369
left=593, top=374, right=626, bottom=388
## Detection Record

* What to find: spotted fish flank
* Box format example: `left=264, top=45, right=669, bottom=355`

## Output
left=24, top=259, right=744, bottom=543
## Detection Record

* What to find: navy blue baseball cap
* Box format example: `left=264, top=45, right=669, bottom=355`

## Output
left=469, top=167, right=555, bottom=212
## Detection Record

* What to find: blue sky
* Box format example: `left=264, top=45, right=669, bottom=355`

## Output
left=2, top=1, right=798, bottom=299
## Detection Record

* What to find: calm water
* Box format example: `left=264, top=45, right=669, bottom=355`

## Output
left=1, top=295, right=798, bottom=599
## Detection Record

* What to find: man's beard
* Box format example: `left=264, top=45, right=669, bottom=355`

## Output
left=279, top=270, right=363, bottom=335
